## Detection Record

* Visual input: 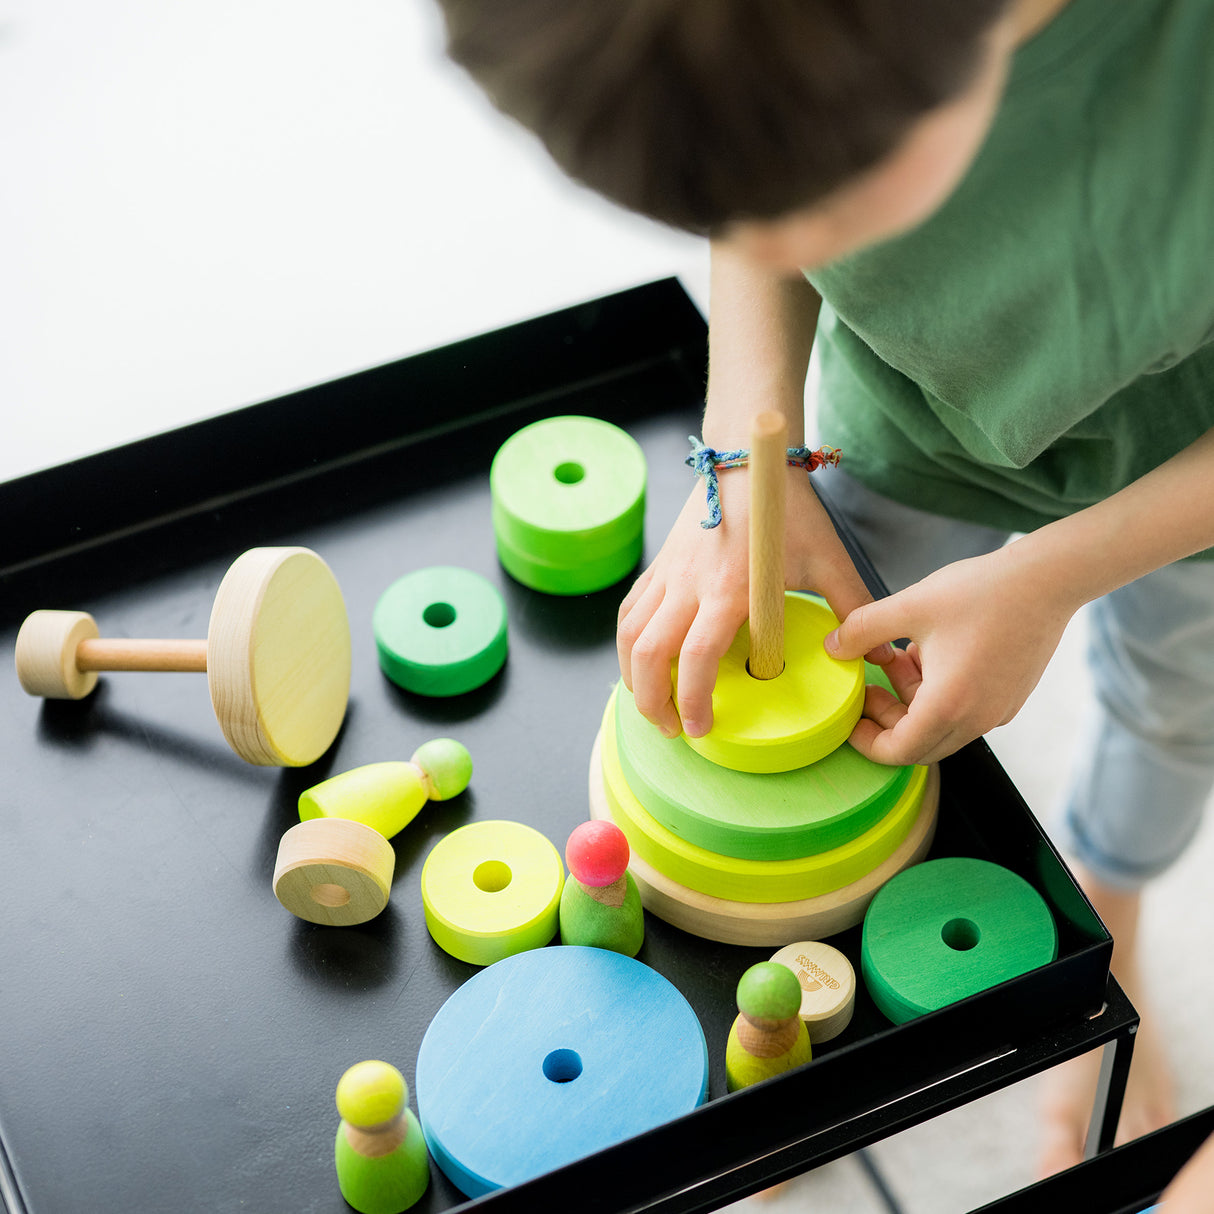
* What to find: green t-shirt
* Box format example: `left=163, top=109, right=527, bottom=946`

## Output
left=810, top=0, right=1214, bottom=539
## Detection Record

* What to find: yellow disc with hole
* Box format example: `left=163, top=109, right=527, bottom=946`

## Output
left=421, top=820, right=565, bottom=966
left=676, top=593, right=864, bottom=774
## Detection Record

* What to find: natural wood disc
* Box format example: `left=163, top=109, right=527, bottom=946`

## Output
left=273, top=818, right=395, bottom=927
left=207, top=547, right=351, bottom=766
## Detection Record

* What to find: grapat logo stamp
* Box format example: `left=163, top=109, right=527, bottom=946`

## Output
left=795, top=955, right=840, bottom=992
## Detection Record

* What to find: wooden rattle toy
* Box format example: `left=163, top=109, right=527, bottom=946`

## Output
left=420, top=820, right=564, bottom=965
left=490, top=415, right=646, bottom=595
left=559, top=820, right=644, bottom=956
left=415, top=946, right=707, bottom=1197
left=335, top=1060, right=429, bottom=1214
left=861, top=857, right=1058, bottom=1024
left=675, top=412, right=864, bottom=773
left=768, top=940, right=857, bottom=1044
left=298, top=738, right=472, bottom=839
left=725, top=961, right=812, bottom=1092
left=14, top=546, right=350, bottom=767
left=374, top=567, right=507, bottom=697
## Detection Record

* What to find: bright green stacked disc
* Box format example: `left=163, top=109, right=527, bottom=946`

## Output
left=861, top=857, right=1057, bottom=1024
left=490, top=415, right=646, bottom=595
left=374, top=567, right=507, bottom=696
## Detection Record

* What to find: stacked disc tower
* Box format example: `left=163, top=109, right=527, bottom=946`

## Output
left=589, top=413, right=940, bottom=947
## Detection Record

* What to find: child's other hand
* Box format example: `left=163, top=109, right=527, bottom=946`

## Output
left=825, top=545, right=1074, bottom=766
left=617, top=466, right=876, bottom=739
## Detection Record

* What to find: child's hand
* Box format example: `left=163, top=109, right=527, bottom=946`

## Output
left=825, top=544, right=1075, bottom=766
left=617, top=465, right=878, bottom=739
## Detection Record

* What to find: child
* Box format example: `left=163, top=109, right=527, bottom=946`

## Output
left=434, top=0, right=1214, bottom=1177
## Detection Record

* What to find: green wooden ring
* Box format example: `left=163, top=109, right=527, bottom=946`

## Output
left=600, top=694, right=929, bottom=903
left=861, top=857, right=1058, bottom=1024
left=676, top=594, right=865, bottom=774
left=374, top=567, right=507, bottom=697
left=614, top=683, right=912, bottom=861
left=490, top=415, right=646, bottom=596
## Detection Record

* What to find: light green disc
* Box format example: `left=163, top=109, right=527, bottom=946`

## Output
left=490, top=415, right=646, bottom=595
left=861, top=857, right=1058, bottom=1024
left=374, top=567, right=507, bottom=697
left=615, top=684, right=912, bottom=861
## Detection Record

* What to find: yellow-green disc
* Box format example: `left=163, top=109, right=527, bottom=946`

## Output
left=675, top=594, right=864, bottom=774
left=421, top=820, right=564, bottom=966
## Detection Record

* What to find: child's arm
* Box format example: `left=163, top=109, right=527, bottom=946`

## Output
left=617, top=243, right=877, bottom=739
left=827, top=425, right=1214, bottom=765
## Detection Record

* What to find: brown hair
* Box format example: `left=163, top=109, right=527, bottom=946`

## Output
left=436, top=0, right=1013, bottom=233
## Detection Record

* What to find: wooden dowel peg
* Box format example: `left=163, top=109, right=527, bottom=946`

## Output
left=748, top=411, right=787, bottom=681
left=14, top=547, right=351, bottom=767
left=74, top=637, right=210, bottom=673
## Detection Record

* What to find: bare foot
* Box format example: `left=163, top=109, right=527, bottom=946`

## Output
left=1037, top=975, right=1175, bottom=1178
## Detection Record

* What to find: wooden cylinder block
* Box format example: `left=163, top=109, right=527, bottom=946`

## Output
left=769, top=941, right=857, bottom=1043
left=15, top=610, right=101, bottom=699
left=420, top=820, right=564, bottom=966
left=675, top=594, right=864, bottom=774
left=273, top=818, right=395, bottom=927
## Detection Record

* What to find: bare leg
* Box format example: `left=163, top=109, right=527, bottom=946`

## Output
left=1037, top=866, right=1176, bottom=1177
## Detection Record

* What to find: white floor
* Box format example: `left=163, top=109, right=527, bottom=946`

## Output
left=8, top=7, right=1214, bottom=1212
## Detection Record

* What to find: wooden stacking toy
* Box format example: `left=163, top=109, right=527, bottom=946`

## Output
left=586, top=413, right=939, bottom=945
left=768, top=940, right=857, bottom=1044
left=861, top=857, right=1058, bottom=1023
left=420, top=820, right=564, bottom=965
left=725, top=961, right=812, bottom=1092
left=490, top=415, right=646, bottom=595
left=374, top=567, right=507, bottom=696
left=335, top=1060, right=430, bottom=1214
left=273, top=738, right=472, bottom=927
left=14, top=546, right=350, bottom=767
left=559, top=819, right=644, bottom=956
left=415, top=946, right=707, bottom=1197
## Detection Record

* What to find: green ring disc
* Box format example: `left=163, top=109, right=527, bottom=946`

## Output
left=490, top=416, right=646, bottom=595
left=374, top=567, right=507, bottom=697
left=861, top=857, right=1057, bottom=1024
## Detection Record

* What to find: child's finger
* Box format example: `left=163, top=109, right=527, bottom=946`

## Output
left=823, top=598, right=900, bottom=663
left=629, top=598, right=698, bottom=738
left=616, top=571, right=665, bottom=691
left=674, top=606, right=746, bottom=738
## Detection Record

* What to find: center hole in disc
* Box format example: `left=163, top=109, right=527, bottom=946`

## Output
left=542, top=1049, right=583, bottom=1083
left=423, top=602, right=456, bottom=629
left=744, top=658, right=785, bottom=679
left=311, top=883, right=351, bottom=908
left=941, top=917, right=981, bottom=951
left=553, top=461, right=585, bottom=485
left=473, top=860, right=512, bottom=893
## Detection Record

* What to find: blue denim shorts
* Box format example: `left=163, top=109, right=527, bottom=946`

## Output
left=818, top=466, right=1214, bottom=891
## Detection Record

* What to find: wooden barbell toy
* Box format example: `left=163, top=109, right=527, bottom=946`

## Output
left=14, top=546, right=351, bottom=767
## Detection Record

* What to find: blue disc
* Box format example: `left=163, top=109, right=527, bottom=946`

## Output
left=415, top=946, right=708, bottom=1197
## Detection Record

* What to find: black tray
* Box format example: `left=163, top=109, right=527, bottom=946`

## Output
left=0, top=280, right=1122, bottom=1214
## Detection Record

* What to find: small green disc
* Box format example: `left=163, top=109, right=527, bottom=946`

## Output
left=490, top=415, right=646, bottom=596
left=861, top=857, right=1057, bottom=1024
left=374, top=568, right=507, bottom=697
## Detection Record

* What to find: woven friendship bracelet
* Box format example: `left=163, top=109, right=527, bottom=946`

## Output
left=685, top=436, right=841, bottom=528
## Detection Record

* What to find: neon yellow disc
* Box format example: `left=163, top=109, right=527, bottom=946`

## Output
left=675, top=594, right=864, bottom=774
left=421, top=820, right=564, bottom=966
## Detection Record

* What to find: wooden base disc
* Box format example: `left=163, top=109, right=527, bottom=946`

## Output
left=599, top=704, right=930, bottom=903
left=15, top=610, right=100, bottom=699
left=613, top=684, right=913, bottom=861
left=490, top=415, right=646, bottom=596
left=273, top=818, right=395, bottom=927
left=415, top=946, right=707, bottom=1198
left=861, top=857, right=1058, bottom=1024
left=676, top=594, right=864, bottom=774
left=207, top=547, right=351, bottom=767
left=420, top=820, right=564, bottom=966
left=589, top=732, right=939, bottom=945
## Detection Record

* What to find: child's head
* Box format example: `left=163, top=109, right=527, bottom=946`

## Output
left=435, top=0, right=1016, bottom=268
